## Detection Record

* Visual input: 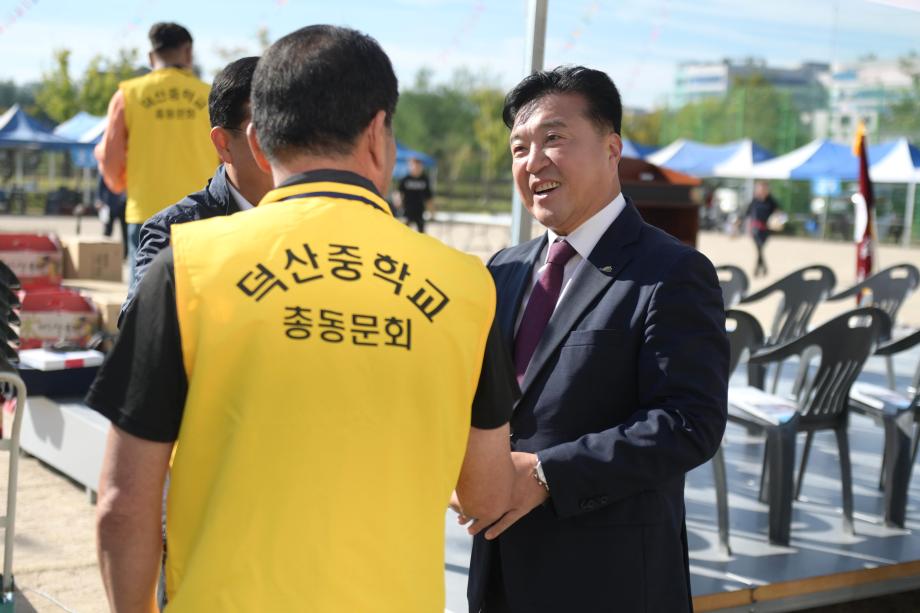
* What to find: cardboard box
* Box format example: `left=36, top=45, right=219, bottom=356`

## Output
left=61, top=237, right=123, bottom=282
left=60, top=280, right=126, bottom=334
left=91, top=293, right=124, bottom=334
left=62, top=278, right=128, bottom=295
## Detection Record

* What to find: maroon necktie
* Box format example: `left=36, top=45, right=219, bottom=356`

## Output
left=514, top=239, right=578, bottom=384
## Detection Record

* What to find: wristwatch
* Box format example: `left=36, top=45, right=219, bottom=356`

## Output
left=533, top=459, right=550, bottom=493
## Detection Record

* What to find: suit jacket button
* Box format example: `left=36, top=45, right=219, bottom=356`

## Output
left=599, top=496, right=609, bottom=505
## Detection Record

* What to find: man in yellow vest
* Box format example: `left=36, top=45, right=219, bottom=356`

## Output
left=88, top=25, right=515, bottom=612
left=95, top=22, right=216, bottom=289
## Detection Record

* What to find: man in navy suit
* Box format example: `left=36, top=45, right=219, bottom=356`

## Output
left=464, top=66, right=729, bottom=612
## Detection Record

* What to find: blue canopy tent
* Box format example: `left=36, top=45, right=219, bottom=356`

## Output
left=750, top=138, right=920, bottom=244
left=392, top=142, right=436, bottom=180
left=749, top=139, right=857, bottom=180
left=621, top=138, right=658, bottom=159
left=750, top=138, right=920, bottom=182
left=53, top=111, right=105, bottom=169
left=868, top=138, right=920, bottom=245
left=646, top=138, right=774, bottom=177
left=0, top=104, right=76, bottom=186
left=53, top=111, right=108, bottom=206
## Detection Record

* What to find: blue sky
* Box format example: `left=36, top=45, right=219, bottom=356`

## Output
left=1, top=0, right=919, bottom=109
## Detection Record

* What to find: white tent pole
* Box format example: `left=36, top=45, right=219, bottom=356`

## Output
left=903, top=180, right=916, bottom=247
left=510, top=0, right=548, bottom=246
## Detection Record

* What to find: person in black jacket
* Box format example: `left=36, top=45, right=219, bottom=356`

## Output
left=120, top=56, right=274, bottom=322
left=744, top=180, right=780, bottom=278
left=95, top=175, right=128, bottom=259
left=397, top=157, right=433, bottom=232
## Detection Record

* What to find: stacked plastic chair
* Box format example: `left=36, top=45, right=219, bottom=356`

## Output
left=716, top=265, right=750, bottom=309
left=727, top=307, right=889, bottom=545
left=828, top=263, right=920, bottom=389
left=708, top=309, right=767, bottom=557
left=822, top=264, right=920, bottom=528
left=738, top=265, right=837, bottom=393
left=0, top=260, right=26, bottom=609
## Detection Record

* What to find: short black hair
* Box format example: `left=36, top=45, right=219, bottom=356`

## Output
left=149, top=22, right=193, bottom=54
left=209, top=57, right=259, bottom=129
left=251, top=25, right=398, bottom=161
left=502, top=65, right=622, bottom=135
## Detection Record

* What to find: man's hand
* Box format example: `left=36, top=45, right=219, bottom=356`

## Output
left=479, top=451, right=548, bottom=540
left=450, top=490, right=506, bottom=536
left=454, top=423, right=514, bottom=535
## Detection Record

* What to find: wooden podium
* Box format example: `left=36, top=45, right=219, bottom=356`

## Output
left=620, top=157, right=702, bottom=247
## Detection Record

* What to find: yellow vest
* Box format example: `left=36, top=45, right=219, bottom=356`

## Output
left=120, top=67, right=216, bottom=224
left=168, top=175, right=496, bottom=612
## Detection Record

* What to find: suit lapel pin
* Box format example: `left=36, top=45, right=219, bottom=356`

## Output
left=600, top=265, right=614, bottom=273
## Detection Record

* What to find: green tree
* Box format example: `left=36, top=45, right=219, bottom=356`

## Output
left=393, top=69, right=480, bottom=181
left=878, top=52, right=920, bottom=141
left=34, top=49, right=79, bottom=122
left=0, top=80, right=38, bottom=112
left=623, top=109, right=664, bottom=148
left=78, top=49, right=139, bottom=116
left=471, top=87, right=511, bottom=204
left=656, top=75, right=808, bottom=154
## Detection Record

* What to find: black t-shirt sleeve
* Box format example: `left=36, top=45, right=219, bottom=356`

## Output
left=423, top=177, right=432, bottom=201
left=470, top=317, right=517, bottom=429
left=85, top=247, right=187, bottom=442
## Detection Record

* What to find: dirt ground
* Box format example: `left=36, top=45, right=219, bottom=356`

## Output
left=1, top=213, right=920, bottom=612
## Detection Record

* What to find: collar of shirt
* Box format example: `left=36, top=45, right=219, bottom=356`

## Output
left=276, top=169, right=381, bottom=195
left=260, top=169, right=392, bottom=217
left=227, top=180, right=254, bottom=211
left=545, top=192, right=627, bottom=266
left=515, top=192, right=627, bottom=334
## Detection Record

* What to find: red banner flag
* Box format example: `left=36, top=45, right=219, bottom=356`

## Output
left=851, top=121, right=876, bottom=284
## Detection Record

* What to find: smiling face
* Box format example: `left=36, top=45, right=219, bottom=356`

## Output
left=510, top=92, right=622, bottom=236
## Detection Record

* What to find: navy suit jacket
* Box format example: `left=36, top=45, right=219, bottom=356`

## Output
left=468, top=201, right=729, bottom=613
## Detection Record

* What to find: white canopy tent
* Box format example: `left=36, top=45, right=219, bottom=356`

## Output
left=869, top=138, right=920, bottom=245
left=646, top=138, right=774, bottom=178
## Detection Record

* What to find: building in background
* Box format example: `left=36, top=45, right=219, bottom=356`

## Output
left=670, top=58, right=829, bottom=113
left=812, top=57, right=920, bottom=142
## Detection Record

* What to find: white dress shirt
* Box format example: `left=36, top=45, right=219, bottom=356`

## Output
left=228, top=180, right=254, bottom=211
left=514, top=193, right=627, bottom=335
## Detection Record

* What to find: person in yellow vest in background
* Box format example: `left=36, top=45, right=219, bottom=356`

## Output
left=88, top=25, right=515, bottom=613
left=95, top=22, right=216, bottom=290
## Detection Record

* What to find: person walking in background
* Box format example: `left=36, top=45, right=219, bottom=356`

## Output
left=745, top=180, right=781, bottom=278
left=95, top=175, right=127, bottom=259
left=118, top=56, right=274, bottom=324
left=398, top=156, right=434, bottom=232
left=94, top=22, right=217, bottom=290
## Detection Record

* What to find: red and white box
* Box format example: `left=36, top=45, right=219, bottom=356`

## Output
left=18, top=348, right=104, bottom=371
left=0, top=233, right=63, bottom=289
left=18, top=287, right=98, bottom=349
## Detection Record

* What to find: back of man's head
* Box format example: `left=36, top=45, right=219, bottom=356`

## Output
left=149, top=22, right=193, bottom=59
left=209, top=56, right=259, bottom=129
left=251, top=25, right=398, bottom=162
left=502, top=65, right=622, bottom=135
